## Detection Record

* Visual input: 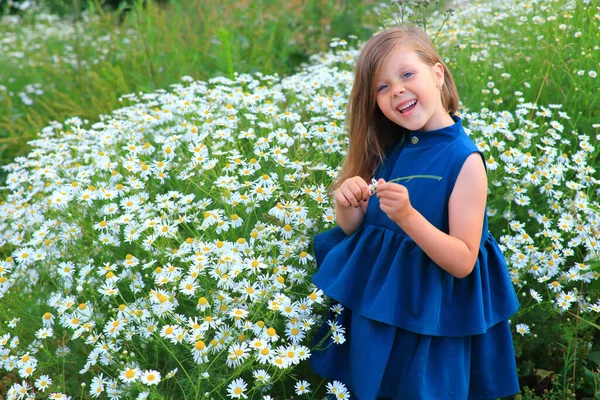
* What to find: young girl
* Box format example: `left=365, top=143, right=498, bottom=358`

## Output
left=309, top=25, right=520, bottom=400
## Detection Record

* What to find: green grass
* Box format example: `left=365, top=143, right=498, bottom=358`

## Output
left=447, top=0, right=599, bottom=133
left=0, top=0, right=380, bottom=183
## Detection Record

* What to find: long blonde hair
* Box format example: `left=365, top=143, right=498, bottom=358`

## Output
left=328, top=25, right=460, bottom=196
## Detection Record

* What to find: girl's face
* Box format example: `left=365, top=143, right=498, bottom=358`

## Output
left=375, top=44, right=452, bottom=132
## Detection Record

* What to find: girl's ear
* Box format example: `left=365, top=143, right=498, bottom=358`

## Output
left=432, top=62, right=445, bottom=87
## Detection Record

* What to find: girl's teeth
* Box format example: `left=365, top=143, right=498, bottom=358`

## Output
left=400, top=101, right=416, bottom=113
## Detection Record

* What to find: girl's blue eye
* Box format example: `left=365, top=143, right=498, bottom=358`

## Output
left=377, top=73, right=413, bottom=92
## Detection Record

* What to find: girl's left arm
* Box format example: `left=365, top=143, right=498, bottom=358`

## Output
left=375, top=153, right=487, bottom=279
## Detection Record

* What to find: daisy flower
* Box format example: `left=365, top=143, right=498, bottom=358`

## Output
left=297, top=250, right=313, bottom=265
left=19, top=363, right=36, bottom=378
left=516, top=323, right=531, bottom=336
left=226, top=342, right=250, bottom=368
left=166, top=368, right=178, bottom=379
left=229, top=307, right=249, bottom=322
left=136, top=391, right=150, bottom=400
left=250, top=337, right=267, bottom=351
left=255, top=344, right=274, bottom=364
left=227, top=378, right=248, bottom=399
left=90, top=375, right=105, bottom=398
left=295, top=380, right=311, bottom=395
left=326, top=380, right=350, bottom=399
left=285, top=322, right=306, bottom=345
left=263, top=327, right=279, bottom=342
left=42, top=312, right=55, bottom=327
left=331, top=303, right=344, bottom=314
left=55, top=346, right=70, bottom=357
left=192, top=340, right=209, bottom=364
left=119, top=367, right=141, bottom=383
left=252, top=369, right=271, bottom=384
left=529, top=289, right=543, bottom=303
left=34, top=375, right=52, bottom=391
left=548, top=280, right=562, bottom=292
left=48, top=393, right=70, bottom=400
left=272, top=354, right=291, bottom=369
left=140, top=370, right=161, bottom=386
left=36, top=327, right=54, bottom=339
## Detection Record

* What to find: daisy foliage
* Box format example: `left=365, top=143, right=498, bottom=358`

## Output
left=0, top=40, right=356, bottom=399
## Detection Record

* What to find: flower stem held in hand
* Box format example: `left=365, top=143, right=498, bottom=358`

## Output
left=368, top=175, right=442, bottom=195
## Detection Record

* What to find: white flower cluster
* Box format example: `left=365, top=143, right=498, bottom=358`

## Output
left=0, top=40, right=357, bottom=398
left=0, top=6, right=130, bottom=107
left=463, top=104, right=600, bottom=317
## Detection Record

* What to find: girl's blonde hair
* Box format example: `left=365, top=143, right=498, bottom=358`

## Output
left=329, top=25, right=460, bottom=196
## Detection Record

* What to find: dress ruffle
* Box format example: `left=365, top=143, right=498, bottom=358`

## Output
left=311, top=223, right=519, bottom=337
left=309, top=303, right=520, bottom=400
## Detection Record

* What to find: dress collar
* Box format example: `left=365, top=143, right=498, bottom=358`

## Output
left=405, top=114, right=462, bottom=148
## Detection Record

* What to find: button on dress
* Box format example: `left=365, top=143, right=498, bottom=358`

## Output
left=310, top=115, right=520, bottom=400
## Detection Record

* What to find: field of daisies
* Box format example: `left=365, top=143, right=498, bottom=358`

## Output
left=0, top=0, right=599, bottom=399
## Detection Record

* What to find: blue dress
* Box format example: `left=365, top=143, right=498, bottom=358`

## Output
left=309, top=115, right=520, bottom=400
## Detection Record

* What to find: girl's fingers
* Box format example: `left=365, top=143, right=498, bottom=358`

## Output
left=361, top=183, right=371, bottom=201
left=342, top=190, right=358, bottom=208
left=349, top=180, right=365, bottom=206
left=335, top=190, right=353, bottom=208
left=343, top=183, right=360, bottom=208
left=378, top=193, right=407, bottom=206
left=335, top=192, right=350, bottom=208
left=377, top=183, right=407, bottom=195
left=338, top=176, right=376, bottom=208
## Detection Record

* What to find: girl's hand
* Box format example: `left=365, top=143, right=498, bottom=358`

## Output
left=333, top=176, right=371, bottom=209
left=375, top=178, right=414, bottom=224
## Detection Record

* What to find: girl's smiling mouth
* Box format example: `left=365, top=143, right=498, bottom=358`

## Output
left=398, top=99, right=418, bottom=114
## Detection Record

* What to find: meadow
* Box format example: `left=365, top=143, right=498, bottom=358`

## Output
left=0, top=0, right=599, bottom=399
left=0, top=0, right=377, bottom=180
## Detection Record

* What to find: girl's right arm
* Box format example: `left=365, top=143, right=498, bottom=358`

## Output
left=333, top=176, right=371, bottom=236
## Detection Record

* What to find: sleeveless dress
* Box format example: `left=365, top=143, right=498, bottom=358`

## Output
left=309, top=115, right=520, bottom=400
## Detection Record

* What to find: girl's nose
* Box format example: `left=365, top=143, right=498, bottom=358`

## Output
left=393, top=86, right=405, bottom=97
